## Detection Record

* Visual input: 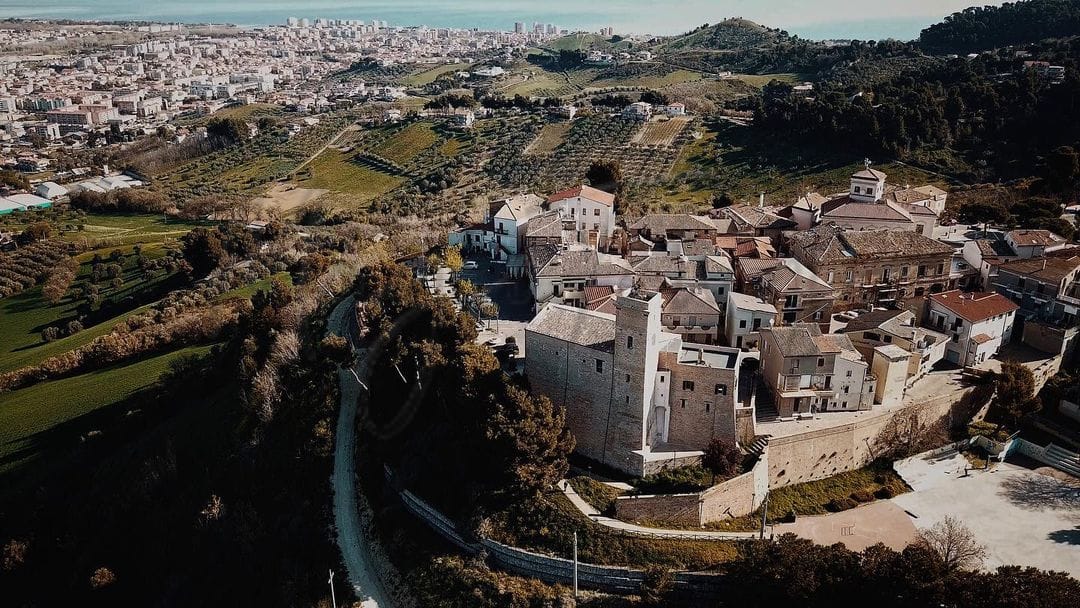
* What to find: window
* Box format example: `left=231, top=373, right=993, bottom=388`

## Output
left=792, top=360, right=800, bottom=370
left=739, top=319, right=747, bottom=329
left=595, top=359, right=604, bottom=373
left=937, top=263, right=945, bottom=275
left=571, top=207, right=576, bottom=216
left=680, top=399, right=687, bottom=409
left=626, top=395, right=630, bottom=404
left=715, top=384, right=727, bottom=395
left=853, top=186, right=861, bottom=194
left=627, top=336, right=634, bottom=349
left=688, top=315, right=697, bottom=326
left=846, top=370, right=852, bottom=377
left=593, top=208, right=600, bottom=216
left=660, top=376, right=665, bottom=383
left=784, top=295, right=799, bottom=308
left=625, top=374, right=631, bottom=382
left=593, top=223, right=599, bottom=231
left=817, top=357, right=825, bottom=367
left=683, top=380, right=695, bottom=391
left=705, top=402, right=711, bottom=413
left=845, top=270, right=853, bottom=283
left=828, top=271, right=835, bottom=283
left=752, top=318, right=762, bottom=330
left=843, top=385, right=850, bottom=394
left=901, top=266, right=909, bottom=278
left=882, top=268, right=891, bottom=282
left=918, top=265, right=927, bottom=278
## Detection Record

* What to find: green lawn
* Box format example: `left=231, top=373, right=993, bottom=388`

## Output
left=65, top=213, right=203, bottom=248
left=0, top=344, right=216, bottom=473
left=371, top=122, right=438, bottom=165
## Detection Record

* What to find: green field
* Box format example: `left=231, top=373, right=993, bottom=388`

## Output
left=371, top=122, right=438, bottom=164
left=0, top=344, right=216, bottom=473
left=590, top=68, right=706, bottom=89
left=400, top=63, right=471, bottom=86
left=296, top=149, right=403, bottom=199
left=66, top=213, right=203, bottom=248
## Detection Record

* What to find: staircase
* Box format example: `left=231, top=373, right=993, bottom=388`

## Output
left=755, top=386, right=779, bottom=422
left=1043, top=443, right=1080, bottom=478
left=746, top=434, right=772, bottom=457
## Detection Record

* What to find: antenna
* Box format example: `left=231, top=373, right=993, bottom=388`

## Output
left=328, top=569, right=337, bottom=608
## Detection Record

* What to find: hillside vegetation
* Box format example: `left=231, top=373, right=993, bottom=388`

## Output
left=920, top=0, right=1080, bottom=54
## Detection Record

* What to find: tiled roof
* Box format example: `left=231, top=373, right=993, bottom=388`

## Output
left=820, top=197, right=914, bottom=222
left=852, top=168, right=887, bottom=180
left=524, top=211, right=564, bottom=237
left=929, top=290, right=1019, bottom=322
left=728, top=291, right=778, bottom=314
left=789, top=224, right=953, bottom=265
left=527, top=304, right=615, bottom=352
left=660, top=287, right=720, bottom=315
left=529, top=245, right=635, bottom=278
left=721, top=204, right=798, bottom=231
left=628, top=214, right=717, bottom=232
left=584, top=284, right=615, bottom=304
left=994, top=255, right=1080, bottom=283
left=1007, top=229, right=1066, bottom=247
left=547, top=184, right=616, bottom=207
left=763, top=323, right=825, bottom=357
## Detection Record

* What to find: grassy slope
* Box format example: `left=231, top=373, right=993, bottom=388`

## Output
left=214, top=271, right=292, bottom=302
left=0, top=344, right=216, bottom=473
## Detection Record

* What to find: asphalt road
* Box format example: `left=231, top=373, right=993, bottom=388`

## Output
left=328, top=296, right=394, bottom=608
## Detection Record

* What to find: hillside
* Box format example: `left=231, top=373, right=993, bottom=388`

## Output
left=920, top=0, right=1080, bottom=54
left=662, top=18, right=781, bottom=51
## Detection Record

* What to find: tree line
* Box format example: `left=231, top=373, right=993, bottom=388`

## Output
left=920, top=0, right=1080, bottom=55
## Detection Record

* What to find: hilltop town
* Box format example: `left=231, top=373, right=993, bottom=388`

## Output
left=1, top=2, right=1080, bottom=607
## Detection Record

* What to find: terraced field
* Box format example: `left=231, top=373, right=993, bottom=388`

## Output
left=632, top=116, right=692, bottom=147
left=371, top=122, right=439, bottom=164
left=524, top=122, right=572, bottom=155
left=295, top=149, right=403, bottom=200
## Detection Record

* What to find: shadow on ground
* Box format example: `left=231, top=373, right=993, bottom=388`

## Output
left=998, top=472, right=1080, bottom=511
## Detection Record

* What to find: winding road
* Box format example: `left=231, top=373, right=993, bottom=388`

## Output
left=327, top=296, right=394, bottom=608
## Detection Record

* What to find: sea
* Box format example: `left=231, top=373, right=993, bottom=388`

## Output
left=0, top=0, right=1001, bottom=41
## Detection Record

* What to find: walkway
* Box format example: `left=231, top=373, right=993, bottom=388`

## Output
left=328, top=296, right=394, bottom=608
left=559, top=481, right=764, bottom=540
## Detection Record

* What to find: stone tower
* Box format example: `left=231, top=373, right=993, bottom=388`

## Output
left=607, top=289, right=664, bottom=472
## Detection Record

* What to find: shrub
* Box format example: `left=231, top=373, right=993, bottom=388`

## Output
left=850, top=489, right=875, bottom=503
left=826, top=497, right=858, bottom=512
left=66, top=320, right=84, bottom=336
left=41, top=326, right=60, bottom=342
left=874, top=486, right=895, bottom=499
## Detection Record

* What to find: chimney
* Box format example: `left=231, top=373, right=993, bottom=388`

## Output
left=759, top=192, right=765, bottom=208
left=698, top=349, right=704, bottom=364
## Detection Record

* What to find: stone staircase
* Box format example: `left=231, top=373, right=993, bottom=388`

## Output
left=746, top=434, right=772, bottom=457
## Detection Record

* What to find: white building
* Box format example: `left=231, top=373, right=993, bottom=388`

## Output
left=724, top=291, right=777, bottom=350
left=490, top=194, right=545, bottom=256
left=546, top=184, right=617, bottom=251
left=927, top=290, right=1019, bottom=366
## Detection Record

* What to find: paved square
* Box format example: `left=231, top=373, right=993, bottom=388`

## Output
left=892, top=452, right=1080, bottom=577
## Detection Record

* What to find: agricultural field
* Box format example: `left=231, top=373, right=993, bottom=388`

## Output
left=294, top=149, right=403, bottom=201
left=589, top=68, right=706, bottom=89
left=524, top=122, right=572, bottom=155
left=0, top=344, right=216, bottom=474
left=631, top=116, right=692, bottom=147
left=371, top=122, right=439, bottom=164
left=175, top=102, right=284, bottom=128
left=399, top=63, right=471, bottom=86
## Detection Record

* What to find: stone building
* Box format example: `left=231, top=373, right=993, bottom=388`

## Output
left=524, top=289, right=746, bottom=476
left=787, top=224, right=955, bottom=312
left=736, top=257, right=835, bottom=331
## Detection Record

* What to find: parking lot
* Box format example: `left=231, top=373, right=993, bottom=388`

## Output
left=891, top=452, right=1080, bottom=577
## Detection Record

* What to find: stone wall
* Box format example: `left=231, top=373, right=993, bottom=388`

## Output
left=615, top=492, right=701, bottom=527
left=661, top=351, right=738, bottom=448
left=616, top=450, right=769, bottom=526
left=1022, top=321, right=1078, bottom=359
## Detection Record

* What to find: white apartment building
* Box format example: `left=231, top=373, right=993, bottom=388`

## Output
left=546, top=185, right=617, bottom=251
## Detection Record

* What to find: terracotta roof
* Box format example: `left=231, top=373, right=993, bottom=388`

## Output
left=971, top=333, right=994, bottom=345
left=660, top=287, right=720, bottom=315
left=1007, top=229, right=1066, bottom=248
left=929, top=290, right=1019, bottom=323
left=547, top=184, right=616, bottom=207
left=994, top=255, right=1080, bottom=284
left=820, top=197, right=914, bottom=223
left=762, top=323, right=858, bottom=358
left=529, top=244, right=635, bottom=278
left=524, top=211, right=565, bottom=238
left=584, top=284, right=615, bottom=305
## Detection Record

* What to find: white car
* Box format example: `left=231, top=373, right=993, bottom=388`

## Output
left=462, top=261, right=478, bottom=270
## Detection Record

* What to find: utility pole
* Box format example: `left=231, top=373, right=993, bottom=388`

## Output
left=328, top=569, right=337, bottom=608
left=759, top=491, right=770, bottom=540
left=573, top=531, right=579, bottom=601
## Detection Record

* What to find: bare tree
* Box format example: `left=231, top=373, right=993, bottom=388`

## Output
left=873, top=406, right=949, bottom=459
left=915, top=516, right=987, bottom=573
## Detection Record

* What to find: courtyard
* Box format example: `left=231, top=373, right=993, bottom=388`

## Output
left=891, top=451, right=1080, bottom=577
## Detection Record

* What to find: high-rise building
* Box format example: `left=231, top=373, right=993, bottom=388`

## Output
left=286, top=17, right=298, bottom=28
left=514, top=22, right=525, bottom=34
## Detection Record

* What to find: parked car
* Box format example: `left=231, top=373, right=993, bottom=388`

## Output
left=463, top=261, right=478, bottom=270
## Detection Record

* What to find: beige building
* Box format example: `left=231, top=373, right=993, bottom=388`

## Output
left=759, top=324, right=875, bottom=417
left=838, top=309, right=949, bottom=383
left=525, top=289, right=748, bottom=476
